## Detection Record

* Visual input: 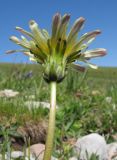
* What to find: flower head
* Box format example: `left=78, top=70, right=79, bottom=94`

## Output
left=7, top=13, right=106, bottom=83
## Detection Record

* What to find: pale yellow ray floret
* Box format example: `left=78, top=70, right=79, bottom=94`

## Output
left=6, top=13, right=107, bottom=83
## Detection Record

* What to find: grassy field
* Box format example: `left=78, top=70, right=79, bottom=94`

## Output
left=0, top=63, right=117, bottom=157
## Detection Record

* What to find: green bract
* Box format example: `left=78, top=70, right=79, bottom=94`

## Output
left=7, top=13, right=106, bottom=83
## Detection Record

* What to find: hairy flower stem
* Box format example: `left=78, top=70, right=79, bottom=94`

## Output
left=43, top=82, right=56, bottom=160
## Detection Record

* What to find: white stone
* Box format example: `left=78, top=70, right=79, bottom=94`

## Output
left=28, top=95, right=35, bottom=100
left=105, top=97, right=112, bottom=103
left=69, top=157, right=77, bottom=160
left=25, top=101, right=58, bottom=109
left=25, top=101, right=50, bottom=109
left=25, top=154, right=36, bottom=160
left=11, top=151, right=24, bottom=158
left=107, top=143, right=117, bottom=160
left=112, top=103, right=116, bottom=110
left=26, top=143, right=58, bottom=160
left=91, top=90, right=100, bottom=96
left=74, top=133, right=108, bottom=160
left=26, top=143, right=45, bottom=159
left=0, top=89, right=19, bottom=98
left=51, top=157, right=58, bottom=160
left=24, top=155, right=57, bottom=160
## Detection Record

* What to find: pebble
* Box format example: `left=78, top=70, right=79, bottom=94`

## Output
left=11, top=151, right=24, bottom=158
left=0, top=89, right=19, bottom=98
left=107, top=142, right=117, bottom=160
left=25, top=101, right=58, bottom=109
left=26, top=143, right=45, bottom=159
left=105, top=96, right=112, bottom=103
left=73, top=133, right=108, bottom=160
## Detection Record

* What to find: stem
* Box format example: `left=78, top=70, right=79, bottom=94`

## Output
left=43, top=82, right=56, bottom=160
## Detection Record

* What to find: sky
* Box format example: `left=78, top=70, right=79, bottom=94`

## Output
left=0, top=0, right=117, bottom=66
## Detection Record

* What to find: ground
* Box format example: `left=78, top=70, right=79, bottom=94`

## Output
left=0, top=63, right=117, bottom=157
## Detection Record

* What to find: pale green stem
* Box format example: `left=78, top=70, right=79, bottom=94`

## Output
left=43, top=82, right=56, bottom=160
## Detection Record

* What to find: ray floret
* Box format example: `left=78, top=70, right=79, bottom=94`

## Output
left=7, top=13, right=107, bottom=83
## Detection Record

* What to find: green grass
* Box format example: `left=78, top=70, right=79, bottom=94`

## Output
left=0, top=63, right=117, bottom=158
